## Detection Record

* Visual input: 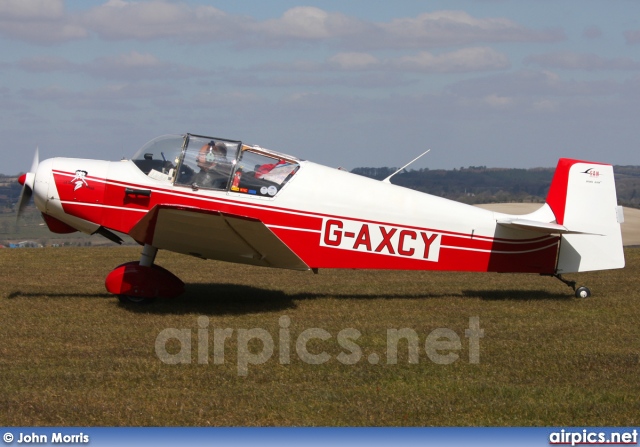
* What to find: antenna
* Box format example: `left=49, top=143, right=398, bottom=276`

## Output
left=382, top=149, right=430, bottom=184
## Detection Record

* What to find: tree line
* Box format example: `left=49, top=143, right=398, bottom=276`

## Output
left=351, top=165, right=640, bottom=208
left=2, top=165, right=640, bottom=212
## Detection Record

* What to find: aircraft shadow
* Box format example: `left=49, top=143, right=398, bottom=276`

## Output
left=125, top=283, right=297, bottom=315
left=6, top=291, right=114, bottom=299
left=124, top=283, right=574, bottom=315
left=462, top=289, right=571, bottom=301
left=6, top=285, right=572, bottom=316
left=120, top=283, right=469, bottom=315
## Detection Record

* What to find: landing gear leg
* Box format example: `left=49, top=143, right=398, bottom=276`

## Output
left=552, top=273, right=592, bottom=298
left=139, top=243, right=158, bottom=267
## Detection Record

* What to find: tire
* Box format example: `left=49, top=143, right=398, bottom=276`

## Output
left=117, top=294, right=156, bottom=305
left=575, top=286, right=592, bottom=298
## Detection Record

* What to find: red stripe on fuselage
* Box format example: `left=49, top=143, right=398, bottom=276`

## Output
left=52, top=170, right=559, bottom=273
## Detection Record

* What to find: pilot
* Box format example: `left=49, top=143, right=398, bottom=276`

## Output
left=193, top=141, right=232, bottom=189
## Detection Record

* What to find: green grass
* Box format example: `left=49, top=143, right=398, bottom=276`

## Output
left=1, top=246, right=639, bottom=426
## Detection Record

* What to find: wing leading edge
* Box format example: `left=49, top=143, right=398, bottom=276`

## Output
left=129, top=205, right=309, bottom=271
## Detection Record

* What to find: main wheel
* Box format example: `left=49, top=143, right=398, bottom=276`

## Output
left=575, top=286, right=591, bottom=298
left=117, top=294, right=156, bottom=305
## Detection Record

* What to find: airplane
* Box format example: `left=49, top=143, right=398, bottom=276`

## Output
left=16, top=133, right=625, bottom=304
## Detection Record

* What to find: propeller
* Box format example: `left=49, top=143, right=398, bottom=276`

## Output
left=16, top=147, right=39, bottom=221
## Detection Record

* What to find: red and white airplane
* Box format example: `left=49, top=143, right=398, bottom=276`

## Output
left=17, top=133, right=625, bottom=303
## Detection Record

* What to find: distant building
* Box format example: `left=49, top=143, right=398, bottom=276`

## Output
left=8, top=241, right=42, bottom=248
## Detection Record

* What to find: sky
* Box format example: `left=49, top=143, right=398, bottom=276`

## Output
left=1, top=0, right=640, bottom=175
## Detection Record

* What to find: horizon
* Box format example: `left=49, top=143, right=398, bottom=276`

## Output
left=4, top=160, right=640, bottom=178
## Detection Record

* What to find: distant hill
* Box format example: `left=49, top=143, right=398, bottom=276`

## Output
left=351, top=165, right=640, bottom=208
left=2, top=165, right=640, bottom=214
left=0, top=175, right=21, bottom=214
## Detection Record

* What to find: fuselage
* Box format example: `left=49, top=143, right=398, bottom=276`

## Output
left=32, top=154, right=559, bottom=274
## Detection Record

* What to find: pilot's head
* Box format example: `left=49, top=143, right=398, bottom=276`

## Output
left=197, top=141, right=227, bottom=170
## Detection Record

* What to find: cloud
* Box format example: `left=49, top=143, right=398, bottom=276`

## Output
left=0, top=0, right=63, bottom=19
left=0, top=2, right=565, bottom=50
left=84, top=51, right=207, bottom=80
left=624, top=29, right=640, bottom=45
left=582, top=25, right=602, bottom=39
left=482, top=94, right=514, bottom=109
left=448, top=69, right=621, bottom=98
left=17, top=55, right=74, bottom=73
left=255, top=8, right=564, bottom=50
left=19, top=81, right=177, bottom=111
left=16, top=51, right=207, bottom=81
left=394, top=47, right=510, bottom=73
left=261, top=47, right=509, bottom=76
left=531, top=99, right=558, bottom=112
left=327, top=53, right=380, bottom=71
left=525, top=51, right=640, bottom=71
left=369, top=10, right=565, bottom=49
left=0, top=0, right=87, bottom=43
left=20, top=85, right=70, bottom=101
left=620, top=74, right=640, bottom=98
left=78, top=3, right=371, bottom=49
left=82, top=0, right=236, bottom=41
left=258, top=7, right=367, bottom=40
left=85, top=82, right=176, bottom=100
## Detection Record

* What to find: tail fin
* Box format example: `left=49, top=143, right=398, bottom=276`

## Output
left=546, top=158, right=625, bottom=273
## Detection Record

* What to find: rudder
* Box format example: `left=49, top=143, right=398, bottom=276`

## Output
left=546, top=158, right=625, bottom=273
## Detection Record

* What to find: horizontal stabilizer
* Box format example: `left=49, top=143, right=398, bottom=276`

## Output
left=497, top=218, right=596, bottom=235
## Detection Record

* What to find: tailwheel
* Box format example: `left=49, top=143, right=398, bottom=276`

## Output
left=549, top=274, right=593, bottom=298
left=117, top=294, right=156, bottom=305
left=575, top=286, right=592, bottom=299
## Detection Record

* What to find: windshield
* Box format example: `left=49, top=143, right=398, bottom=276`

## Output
left=131, top=134, right=300, bottom=195
left=230, top=145, right=300, bottom=197
left=132, top=135, right=185, bottom=182
left=174, top=135, right=241, bottom=190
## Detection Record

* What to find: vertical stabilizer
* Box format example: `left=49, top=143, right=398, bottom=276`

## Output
left=546, top=159, right=625, bottom=273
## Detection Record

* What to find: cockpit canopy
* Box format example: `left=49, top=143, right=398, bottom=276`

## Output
left=132, top=133, right=300, bottom=197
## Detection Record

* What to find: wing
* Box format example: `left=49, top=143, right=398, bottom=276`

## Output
left=129, top=205, right=309, bottom=271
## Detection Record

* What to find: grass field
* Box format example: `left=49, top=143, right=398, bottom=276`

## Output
left=1, top=246, right=639, bottom=426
